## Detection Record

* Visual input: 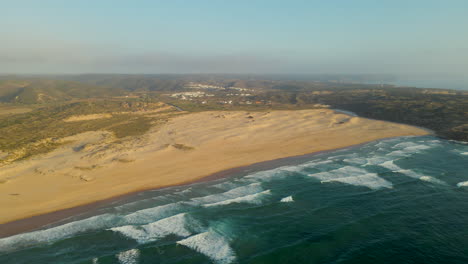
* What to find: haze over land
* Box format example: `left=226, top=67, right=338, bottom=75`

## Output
left=2, top=1, right=468, bottom=84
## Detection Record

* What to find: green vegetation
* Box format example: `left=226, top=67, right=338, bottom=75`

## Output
left=0, top=74, right=466, bottom=164
left=0, top=99, right=177, bottom=162
left=108, top=116, right=155, bottom=138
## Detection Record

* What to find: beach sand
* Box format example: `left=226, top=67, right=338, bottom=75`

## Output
left=0, top=109, right=429, bottom=226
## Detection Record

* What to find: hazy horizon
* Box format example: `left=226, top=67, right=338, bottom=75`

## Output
left=2, top=1, right=468, bottom=78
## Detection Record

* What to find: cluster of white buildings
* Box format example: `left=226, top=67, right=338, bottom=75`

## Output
left=184, top=82, right=225, bottom=90
left=229, top=87, right=251, bottom=92
left=184, top=83, right=255, bottom=92
left=226, top=93, right=252, bottom=97
left=169, top=91, right=214, bottom=100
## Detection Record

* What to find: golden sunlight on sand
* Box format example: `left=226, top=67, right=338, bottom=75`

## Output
left=0, top=109, right=429, bottom=224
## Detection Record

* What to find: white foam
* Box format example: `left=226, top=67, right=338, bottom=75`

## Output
left=305, top=160, right=334, bottom=166
left=461, top=152, right=468, bottom=156
left=123, top=201, right=185, bottom=225
left=419, top=176, right=447, bottom=185
left=399, top=169, right=437, bottom=182
left=177, top=231, right=236, bottom=264
left=387, top=142, right=432, bottom=157
left=380, top=160, right=403, bottom=171
left=404, top=145, right=431, bottom=151
left=280, top=196, right=294, bottom=202
left=92, top=257, right=99, bottom=264
left=241, top=160, right=333, bottom=183
left=393, top=142, right=420, bottom=149
left=174, top=187, right=193, bottom=195
left=116, top=248, right=140, bottom=264
left=243, top=167, right=291, bottom=182
left=365, top=156, right=393, bottom=166
left=321, top=173, right=393, bottom=190
left=310, top=166, right=367, bottom=180
left=387, top=150, right=411, bottom=157
left=380, top=161, right=446, bottom=185
left=343, top=157, right=368, bottom=165
left=0, top=213, right=121, bottom=252
left=111, top=213, right=192, bottom=244
left=204, top=190, right=271, bottom=207
left=457, top=181, right=468, bottom=187
left=374, top=141, right=390, bottom=148
left=191, top=183, right=263, bottom=204
left=212, top=181, right=243, bottom=190
left=310, top=166, right=392, bottom=190
left=449, top=139, right=468, bottom=145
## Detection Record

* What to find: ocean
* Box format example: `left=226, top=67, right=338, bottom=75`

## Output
left=1, top=136, right=467, bottom=264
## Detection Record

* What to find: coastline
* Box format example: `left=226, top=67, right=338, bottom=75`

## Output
left=0, top=109, right=430, bottom=237
left=0, top=135, right=428, bottom=238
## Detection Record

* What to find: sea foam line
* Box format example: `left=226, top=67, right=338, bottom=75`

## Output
left=191, top=183, right=263, bottom=205
left=380, top=160, right=447, bottom=185
left=204, top=190, right=271, bottom=207
left=310, top=166, right=393, bottom=190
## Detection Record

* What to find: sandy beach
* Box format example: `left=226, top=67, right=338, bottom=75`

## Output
left=0, top=109, right=430, bottom=226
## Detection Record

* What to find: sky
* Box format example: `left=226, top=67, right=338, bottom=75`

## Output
left=1, top=0, right=468, bottom=76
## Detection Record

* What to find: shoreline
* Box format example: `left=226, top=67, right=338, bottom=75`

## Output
left=0, top=109, right=431, bottom=237
left=0, top=135, right=426, bottom=238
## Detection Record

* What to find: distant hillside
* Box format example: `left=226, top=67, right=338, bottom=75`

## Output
left=60, top=74, right=186, bottom=92
left=0, top=79, right=125, bottom=104
left=58, top=74, right=285, bottom=91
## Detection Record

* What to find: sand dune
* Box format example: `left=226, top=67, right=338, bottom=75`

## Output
left=0, top=109, right=429, bottom=224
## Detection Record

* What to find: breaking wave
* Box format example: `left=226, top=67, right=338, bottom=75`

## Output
left=379, top=160, right=446, bottom=185
left=419, top=176, right=447, bottom=185
left=177, top=231, right=236, bottom=264
left=204, top=190, right=271, bottom=207
left=111, top=213, right=193, bottom=244
left=122, top=201, right=187, bottom=225
left=280, top=196, right=294, bottom=202
left=116, top=248, right=140, bottom=264
left=310, top=166, right=393, bottom=190
left=191, top=183, right=263, bottom=205
left=320, top=173, right=393, bottom=190
left=0, top=214, right=121, bottom=252
left=2, top=135, right=465, bottom=263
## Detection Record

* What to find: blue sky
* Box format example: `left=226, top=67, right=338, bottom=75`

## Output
left=1, top=0, right=467, bottom=75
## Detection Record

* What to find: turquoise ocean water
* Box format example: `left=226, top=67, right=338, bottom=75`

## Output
left=1, top=136, right=467, bottom=264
